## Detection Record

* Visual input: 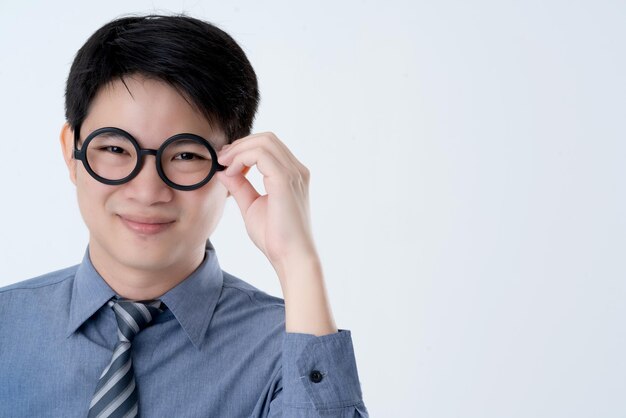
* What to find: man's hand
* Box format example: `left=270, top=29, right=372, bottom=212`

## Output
left=216, top=132, right=316, bottom=279
left=216, top=132, right=337, bottom=336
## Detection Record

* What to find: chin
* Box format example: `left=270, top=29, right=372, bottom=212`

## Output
left=110, top=255, right=156, bottom=273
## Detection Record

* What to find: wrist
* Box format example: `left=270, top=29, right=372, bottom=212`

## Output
left=276, top=254, right=338, bottom=336
left=273, top=247, right=321, bottom=284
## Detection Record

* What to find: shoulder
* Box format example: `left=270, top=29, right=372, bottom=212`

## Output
left=0, top=266, right=78, bottom=354
left=220, top=270, right=285, bottom=309
left=0, top=265, right=78, bottom=300
left=216, top=270, right=286, bottom=330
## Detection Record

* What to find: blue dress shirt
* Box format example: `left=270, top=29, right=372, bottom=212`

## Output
left=0, top=245, right=368, bottom=417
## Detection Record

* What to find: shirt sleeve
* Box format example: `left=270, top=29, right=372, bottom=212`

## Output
left=268, top=329, right=369, bottom=417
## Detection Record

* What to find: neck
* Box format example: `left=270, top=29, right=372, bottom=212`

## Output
left=88, top=243, right=205, bottom=300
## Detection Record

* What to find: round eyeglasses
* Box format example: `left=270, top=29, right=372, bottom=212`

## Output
left=73, top=127, right=226, bottom=191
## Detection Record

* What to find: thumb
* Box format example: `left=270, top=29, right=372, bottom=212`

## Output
left=215, top=170, right=260, bottom=217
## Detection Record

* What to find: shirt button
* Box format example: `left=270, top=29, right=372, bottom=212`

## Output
left=309, top=370, right=323, bottom=383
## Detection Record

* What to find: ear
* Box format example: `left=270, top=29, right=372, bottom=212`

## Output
left=60, top=122, right=77, bottom=185
left=225, top=165, right=251, bottom=198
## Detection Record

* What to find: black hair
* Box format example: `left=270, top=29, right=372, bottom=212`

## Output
left=65, top=14, right=259, bottom=142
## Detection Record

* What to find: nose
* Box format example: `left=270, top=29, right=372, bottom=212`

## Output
left=122, top=154, right=174, bottom=204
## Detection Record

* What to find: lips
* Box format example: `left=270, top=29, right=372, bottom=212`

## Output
left=118, top=214, right=175, bottom=235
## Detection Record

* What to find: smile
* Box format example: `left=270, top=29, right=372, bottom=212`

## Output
left=118, top=215, right=175, bottom=235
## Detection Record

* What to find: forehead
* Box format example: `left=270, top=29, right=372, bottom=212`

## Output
left=81, top=75, right=226, bottom=149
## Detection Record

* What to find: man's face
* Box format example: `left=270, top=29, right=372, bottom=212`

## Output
left=61, top=75, right=229, bottom=279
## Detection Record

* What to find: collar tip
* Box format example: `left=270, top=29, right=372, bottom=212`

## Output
left=191, top=339, right=203, bottom=351
left=65, top=320, right=82, bottom=338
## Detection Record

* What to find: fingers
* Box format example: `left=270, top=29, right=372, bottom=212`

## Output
left=222, top=147, right=288, bottom=180
left=216, top=132, right=311, bottom=216
left=218, top=132, right=308, bottom=180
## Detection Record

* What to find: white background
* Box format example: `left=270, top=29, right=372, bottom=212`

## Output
left=1, top=1, right=624, bottom=417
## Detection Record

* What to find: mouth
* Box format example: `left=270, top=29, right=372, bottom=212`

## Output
left=117, top=214, right=176, bottom=235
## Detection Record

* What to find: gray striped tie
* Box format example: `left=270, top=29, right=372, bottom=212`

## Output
left=88, top=299, right=163, bottom=418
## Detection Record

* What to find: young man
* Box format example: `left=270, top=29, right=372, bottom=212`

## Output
left=0, top=15, right=368, bottom=417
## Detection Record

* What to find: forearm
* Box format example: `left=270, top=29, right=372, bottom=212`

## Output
left=277, top=253, right=338, bottom=337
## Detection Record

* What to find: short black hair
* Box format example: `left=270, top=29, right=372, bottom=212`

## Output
left=65, top=14, right=259, bottom=142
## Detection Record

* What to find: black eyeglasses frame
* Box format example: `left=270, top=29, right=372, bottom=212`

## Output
left=73, top=126, right=226, bottom=191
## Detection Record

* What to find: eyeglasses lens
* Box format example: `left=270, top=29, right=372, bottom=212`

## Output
left=86, top=132, right=137, bottom=181
left=160, top=139, right=213, bottom=187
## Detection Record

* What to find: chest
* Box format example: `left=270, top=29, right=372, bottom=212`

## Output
left=0, top=323, right=281, bottom=417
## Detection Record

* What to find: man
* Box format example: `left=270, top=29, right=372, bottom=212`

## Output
left=0, top=14, right=368, bottom=417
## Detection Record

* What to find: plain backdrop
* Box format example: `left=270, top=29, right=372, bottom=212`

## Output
left=1, top=1, right=624, bottom=417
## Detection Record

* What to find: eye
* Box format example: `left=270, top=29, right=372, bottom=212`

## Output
left=104, top=146, right=126, bottom=154
left=174, top=152, right=206, bottom=161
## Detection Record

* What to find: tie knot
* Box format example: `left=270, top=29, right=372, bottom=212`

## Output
left=108, top=299, right=164, bottom=343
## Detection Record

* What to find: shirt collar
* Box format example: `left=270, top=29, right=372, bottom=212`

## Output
left=67, top=242, right=224, bottom=350
left=66, top=249, right=117, bottom=338
left=160, top=244, right=224, bottom=350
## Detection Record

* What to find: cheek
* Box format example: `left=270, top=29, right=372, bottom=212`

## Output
left=75, top=170, right=113, bottom=221
left=75, top=172, right=94, bottom=213
left=183, top=186, right=228, bottom=232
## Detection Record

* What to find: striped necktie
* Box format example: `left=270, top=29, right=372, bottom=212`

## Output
left=88, top=299, right=164, bottom=418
